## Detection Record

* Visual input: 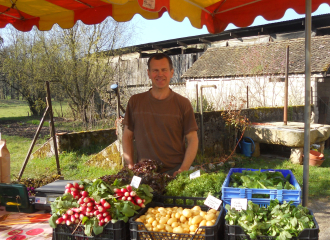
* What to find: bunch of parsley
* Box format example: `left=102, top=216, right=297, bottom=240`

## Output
left=165, top=170, right=226, bottom=203
left=225, top=200, right=316, bottom=240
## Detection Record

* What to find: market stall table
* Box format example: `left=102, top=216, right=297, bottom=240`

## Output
left=0, top=206, right=52, bottom=239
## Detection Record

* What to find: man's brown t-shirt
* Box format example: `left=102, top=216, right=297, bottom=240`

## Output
left=123, top=89, right=198, bottom=172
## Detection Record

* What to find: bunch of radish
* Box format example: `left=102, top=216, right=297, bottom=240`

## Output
left=59, top=182, right=112, bottom=226
left=113, top=185, right=145, bottom=208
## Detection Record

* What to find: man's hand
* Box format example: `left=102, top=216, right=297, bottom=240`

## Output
left=127, top=163, right=134, bottom=169
left=122, top=125, right=135, bottom=168
left=173, top=131, right=198, bottom=177
left=173, top=169, right=182, bottom=177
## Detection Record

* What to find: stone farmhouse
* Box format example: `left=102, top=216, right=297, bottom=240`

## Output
left=108, top=13, right=330, bottom=124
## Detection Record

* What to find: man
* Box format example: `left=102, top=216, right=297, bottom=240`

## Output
left=122, top=53, right=198, bottom=177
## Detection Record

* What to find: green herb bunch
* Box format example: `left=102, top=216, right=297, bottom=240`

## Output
left=164, top=170, right=226, bottom=204
left=225, top=200, right=315, bottom=240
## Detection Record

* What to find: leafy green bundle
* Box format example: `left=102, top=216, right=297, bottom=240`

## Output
left=230, top=170, right=295, bottom=190
left=225, top=200, right=315, bottom=240
left=165, top=170, right=226, bottom=203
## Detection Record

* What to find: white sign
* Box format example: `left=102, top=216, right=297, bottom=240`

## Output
left=48, top=197, right=57, bottom=203
left=143, top=0, right=155, bottom=9
left=130, top=176, right=142, bottom=189
left=190, top=170, right=201, bottom=180
left=268, top=170, right=275, bottom=173
left=35, top=197, right=47, bottom=204
left=231, top=198, right=248, bottom=211
left=204, top=195, right=222, bottom=210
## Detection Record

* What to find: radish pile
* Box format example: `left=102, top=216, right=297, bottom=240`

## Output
left=55, top=182, right=112, bottom=226
left=49, top=179, right=153, bottom=237
left=114, top=185, right=145, bottom=208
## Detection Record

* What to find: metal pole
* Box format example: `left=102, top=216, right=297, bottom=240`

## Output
left=196, top=84, right=199, bottom=112
left=284, top=46, right=289, bottom=125
left=247, top=86, right=249, bottom=109
left=18, top=106, right=49, bottom=181
left=199, top=85, right=217, bottom=156
left=200, top=87, right=204, bottom=155
left=46, top=81, right=61, bottom=176
left=116, top=82, right=121, bottom=119
left=303, top=0, right=311, bottom=207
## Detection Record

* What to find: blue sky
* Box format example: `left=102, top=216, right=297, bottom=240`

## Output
left=129, top=3, right=330, bottom=46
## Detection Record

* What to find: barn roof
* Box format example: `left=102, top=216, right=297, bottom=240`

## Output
left=182, top=35, right=330, bottom=79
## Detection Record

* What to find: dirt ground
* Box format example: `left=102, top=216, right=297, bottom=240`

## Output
left=308, top=199, right=330, bottom=240
left=0, top=118, right=69, bottom=139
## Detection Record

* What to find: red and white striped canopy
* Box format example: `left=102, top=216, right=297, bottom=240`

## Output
left=0, top=0, right=329, bottom=33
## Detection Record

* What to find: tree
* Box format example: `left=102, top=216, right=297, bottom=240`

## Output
left=0, top=18, right=137, bottom=121
left=1, top=28, right=48, bottom=115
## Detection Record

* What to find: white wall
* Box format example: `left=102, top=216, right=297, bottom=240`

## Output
left=186, top=74, right=319, bottom=112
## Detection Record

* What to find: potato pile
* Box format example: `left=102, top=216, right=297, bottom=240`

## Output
left=135, top=206, right=219, bottom=234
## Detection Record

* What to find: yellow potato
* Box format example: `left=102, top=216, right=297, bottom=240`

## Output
left=158, top=207, right=165, bottom=212
left=165, top=224, right=173, bottom=233
left=175, top=212, right=181, bottom=219
left=189, top=224, right=198, bottom=232
left=152, top=220, right=158, bottom=227
left=182, top=209, right=192, bottom=218
left=206, top=220, right=214, bottom=226
left=179, top=215, right=187, bottom=223
left=159, top=217, right=169, bottom=224
left=167, top=218, right=177, bottom=225
left=191, top=215, right=203, bottom=225
left=205, top=213, right=216, bottom=221
left=171, top=222, right=179, bottom=228
left=200, top=211, right=207, bottom=217
left=147, top=217, right=154, bottom=224
left=199, top=220, right=207, bottom=227
left=207, top=209, right=217, bottom=214
left=157, top=223, right=165, bottom=230
left=191, top=206, right=201, bottom=211
left=181, top=223, right=189, bottom=229
left=173, top=226, right=184, bottom=234
left=192, top=210, right=200, bottom=216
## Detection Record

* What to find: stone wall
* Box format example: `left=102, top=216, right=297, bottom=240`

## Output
left=32, top=106, right=309, bottom=161
left=195, top=105, right=308, bottom=157
left=31, top=129, right=117, bottom=159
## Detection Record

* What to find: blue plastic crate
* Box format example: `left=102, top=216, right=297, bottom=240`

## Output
left=222, top=168, right=301, bottom=206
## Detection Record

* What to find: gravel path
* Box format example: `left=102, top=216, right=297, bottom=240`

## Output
left=308, top=198, right=330, bottom=240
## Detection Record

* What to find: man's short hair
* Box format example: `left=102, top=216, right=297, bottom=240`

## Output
left=147, top=53, right=173, bottom=70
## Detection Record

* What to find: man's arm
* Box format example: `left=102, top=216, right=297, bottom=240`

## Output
left=122, top=125, right=134, bottom=169
left=173, top=130, right=199, bottom=177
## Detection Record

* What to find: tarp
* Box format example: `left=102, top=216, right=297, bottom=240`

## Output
left=0, top=0, right=329, bottom=33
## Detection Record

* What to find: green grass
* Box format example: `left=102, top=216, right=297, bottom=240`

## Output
left=2, top=134, right=118, bottom=181
left=0, top=99, right=70, bottom=119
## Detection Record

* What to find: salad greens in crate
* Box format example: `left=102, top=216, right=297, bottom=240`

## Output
left=225, top=199, right=316, bottom=240
left=230, top=170, right=295, bottom=190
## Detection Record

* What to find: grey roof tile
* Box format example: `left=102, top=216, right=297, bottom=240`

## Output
left=182, top=36, right=330, bottom=78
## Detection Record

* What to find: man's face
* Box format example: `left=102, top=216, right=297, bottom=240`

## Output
left=148, top=58, right=174, bottom=90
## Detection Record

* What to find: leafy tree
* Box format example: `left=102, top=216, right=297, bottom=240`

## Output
left=0, top=18, right=137, bottom=121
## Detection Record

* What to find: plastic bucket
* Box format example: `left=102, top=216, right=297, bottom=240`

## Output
left=239, top=137, right=255, bottom=157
